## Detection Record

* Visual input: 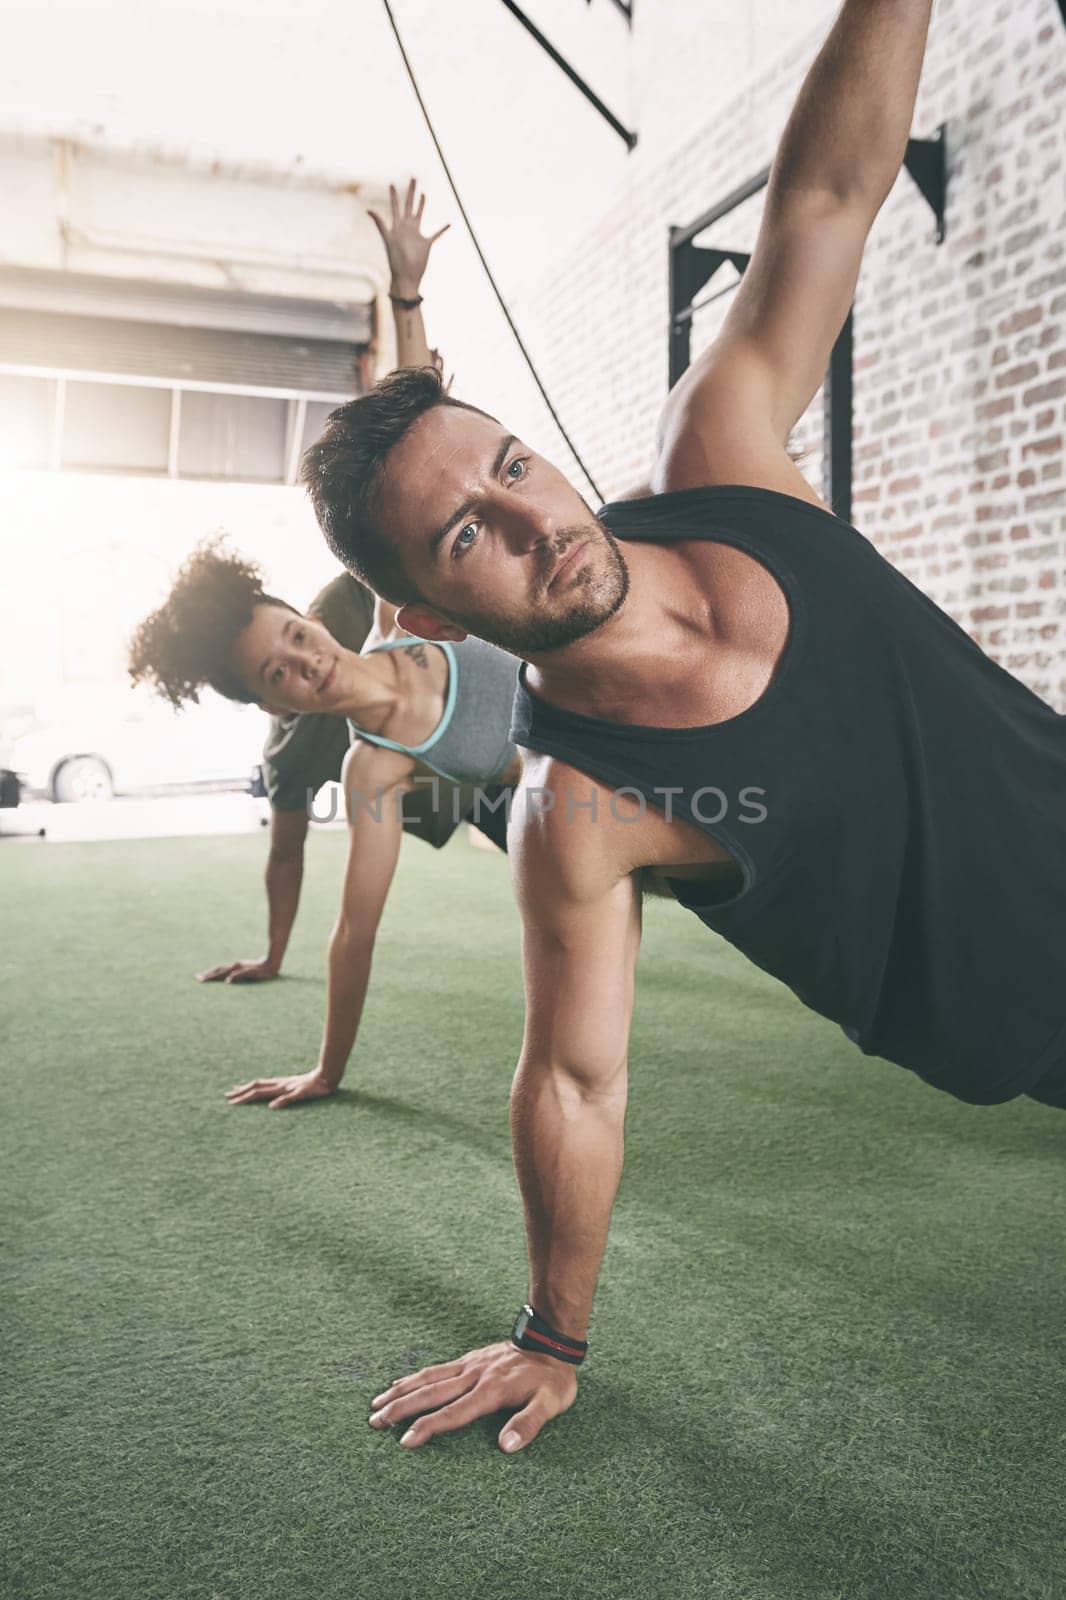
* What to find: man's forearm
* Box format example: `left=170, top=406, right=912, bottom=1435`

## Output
left=264, top=850, right=305, bottom=971
left=770, top=0, right=935, bottom=211
left=392, top=293, right=434, bottom=371
left=509, top=1059, right=627, bottom=1342
left=317, top=927, right=375, bottom=1086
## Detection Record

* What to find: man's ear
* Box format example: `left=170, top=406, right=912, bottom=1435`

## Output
left=395, top=604, right=467, bottom=643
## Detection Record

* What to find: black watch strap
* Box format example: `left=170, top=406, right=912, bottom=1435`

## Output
left=511, top=1302, right=588, bottom=1365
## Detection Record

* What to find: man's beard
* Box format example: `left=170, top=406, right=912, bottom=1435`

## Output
left=446, top=521, right=630, bottom=658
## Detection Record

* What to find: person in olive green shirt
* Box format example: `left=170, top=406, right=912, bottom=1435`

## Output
left=193, top=178, right=496, bottom=988
left=195, top=568, right=503, bottom=986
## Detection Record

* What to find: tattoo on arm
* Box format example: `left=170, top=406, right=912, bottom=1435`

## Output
left=404, top=643, right=430, bottom=670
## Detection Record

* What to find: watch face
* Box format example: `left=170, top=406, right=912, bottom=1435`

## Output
left=512, top=1306, right=532, bottom=1342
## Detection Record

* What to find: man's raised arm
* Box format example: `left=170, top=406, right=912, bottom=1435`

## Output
left=657, top=0, right=936, bottom=488
left=368, top=178, right=450, bottom=374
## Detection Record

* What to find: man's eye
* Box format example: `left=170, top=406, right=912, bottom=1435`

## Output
left=507, top=458, right=526, bottom=481
left=294, top=629, right=305, bottom=643
left=271, top=666, right=284, bottom=685
left=453, top=524, right=478, bottom=556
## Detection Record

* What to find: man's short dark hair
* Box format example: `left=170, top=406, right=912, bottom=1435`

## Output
left=301, top=366, right=495, bottom=605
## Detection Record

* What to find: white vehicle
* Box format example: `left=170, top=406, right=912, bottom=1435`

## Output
left=10, top=688, right=267, bottom=802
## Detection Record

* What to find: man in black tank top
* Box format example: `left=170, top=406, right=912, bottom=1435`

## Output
left=302, top=1, right=1065, bottom=1454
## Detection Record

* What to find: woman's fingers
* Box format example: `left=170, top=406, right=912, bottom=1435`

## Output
left=226, top=1078, right=282, bottom=1103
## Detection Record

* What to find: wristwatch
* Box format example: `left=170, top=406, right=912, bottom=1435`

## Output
left=511, top=1302, right=588, bottom=1365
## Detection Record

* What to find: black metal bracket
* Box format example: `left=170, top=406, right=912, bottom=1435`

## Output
left=591, top=0, right=634, bottom=22
left=668, top=246, right=751, bottom=386
left=903, top=125, right=948, bottom=244
left=499, top=0, right=638, bottom=150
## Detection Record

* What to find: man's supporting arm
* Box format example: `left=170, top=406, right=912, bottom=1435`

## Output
left=196, top=805, right=309, bottom=983
left=367, top=763, right=642, bottom=1451
left=657, top=0, right=935, bottom=490
left=509, top=812, right=642, bottom=1341
left=264, top=807, right=310, bottom=973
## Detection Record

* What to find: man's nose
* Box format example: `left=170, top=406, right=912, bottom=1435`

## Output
left=499, top=501, right=554, bottom=554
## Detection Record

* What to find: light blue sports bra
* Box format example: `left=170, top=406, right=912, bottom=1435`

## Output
left=347, top=635, right=518, bottom=787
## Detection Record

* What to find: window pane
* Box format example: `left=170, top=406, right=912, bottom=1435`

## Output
left=0, top=375, right=53, bottom=469
left=179, top=391, right=287, bottom=482
left=300, top=400, right=340, bottom=458
left=62, top=381, right=171, bottom=473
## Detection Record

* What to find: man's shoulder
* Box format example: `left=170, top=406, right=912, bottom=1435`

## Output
left=511, top=753, right=643, bottom=905
left=307, top=572, right=376, bottom=651
left=262, top=705, right=349, bottom=810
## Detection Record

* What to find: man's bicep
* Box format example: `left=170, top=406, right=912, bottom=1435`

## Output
left=719, top=194, right=866, bottom=432
left=518, top=869, right=641, bottom=1090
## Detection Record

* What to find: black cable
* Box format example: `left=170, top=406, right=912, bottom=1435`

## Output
left=380, top=0, right=604, bottom=504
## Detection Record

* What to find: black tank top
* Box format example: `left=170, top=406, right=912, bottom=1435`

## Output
left=510, top=485, right=1066, bottom=1105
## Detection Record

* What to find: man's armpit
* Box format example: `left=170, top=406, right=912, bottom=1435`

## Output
left=639, top=866, right=677, bottom=901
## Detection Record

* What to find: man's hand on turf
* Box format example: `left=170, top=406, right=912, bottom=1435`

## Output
left=197, top=957, right=279, bottom=984
left=225, top=1068, right=337, bottom=1110
left=368, top=1340, right=578, bottom=1453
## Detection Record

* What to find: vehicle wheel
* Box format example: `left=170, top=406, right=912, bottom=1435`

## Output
left=53, top=756, right=114, bottom=803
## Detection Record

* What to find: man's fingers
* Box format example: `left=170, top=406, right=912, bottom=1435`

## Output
left=367, top=209, right=387, bottom=239
left=499, top=1397, right=552, bottom=1454
left=415, top=192, right=425, bottom=223
left=368, top=1371, right=477, bottom=1428
left=388, top=183, right=399, bottom=223
left=196, top=965, right=231, bottom=982
left=406, top=176, right=416, bottom=216
left=429, top=223, right=450, bottom=243
left=371, top=1357, right=470, bottom=1409
left=396, top=1381, right=501, bottom=1448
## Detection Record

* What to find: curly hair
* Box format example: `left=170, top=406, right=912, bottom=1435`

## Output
left=128, top=536, right=293, bottom=710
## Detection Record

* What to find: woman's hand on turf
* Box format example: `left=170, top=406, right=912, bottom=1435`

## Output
left=368, top=1340, right=579, bottom=1453
left=367, top=178, right=449, bottom=297
left=197, top=957, right=279, bottom=984
left=225, top=1068, right=337, bottom=1110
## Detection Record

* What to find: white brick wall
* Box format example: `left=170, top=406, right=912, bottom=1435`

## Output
left=474, top=0, right=1066, bottom=710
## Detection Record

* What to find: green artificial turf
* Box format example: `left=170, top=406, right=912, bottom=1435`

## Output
left=2, top=827, right=1063, bottom=1600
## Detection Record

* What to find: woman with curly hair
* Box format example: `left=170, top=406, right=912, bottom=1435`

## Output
left=130, top=533, right=521, bottom=1109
